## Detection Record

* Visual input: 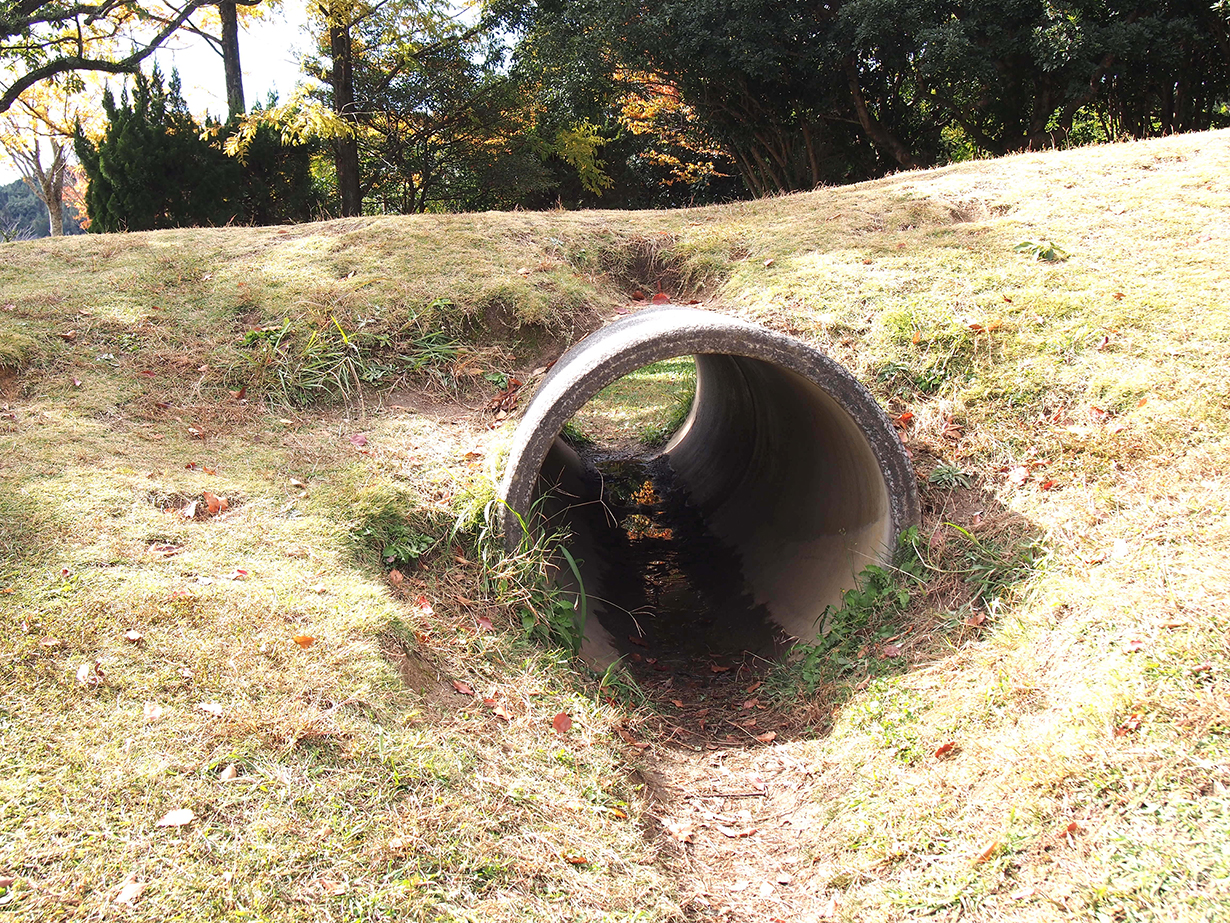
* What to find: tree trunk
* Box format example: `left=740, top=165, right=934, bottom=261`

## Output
left=219, top=1, right=245, bottom=118
left=14, top=138, right=67, bottom=236
left=330, top=18, right=362, bottom=217
left=843, top=61, right=923, bottom=170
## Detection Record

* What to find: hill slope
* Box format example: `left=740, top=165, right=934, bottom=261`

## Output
left=1, top=130, right=1228, bottom=922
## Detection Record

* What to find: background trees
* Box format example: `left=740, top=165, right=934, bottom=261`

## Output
left=5, top=0, right=1230, bottom=233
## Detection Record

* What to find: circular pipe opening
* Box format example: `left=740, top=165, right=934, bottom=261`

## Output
left=500, top=308, right=919, bottom=667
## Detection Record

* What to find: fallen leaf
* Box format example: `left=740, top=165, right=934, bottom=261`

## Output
left=563, top=855, right=588, bottom=865
left=491, top=701, right=512, bottom=721
left=202, top=491, right=228, bottom=516
left=143, top=702, right=167, bottom=723
left=223, top=568, right=249, bottom=581
left=113, top=881, right=147, bottom=905
left=965, top=612, right=987, bottom=627
left=0, top=876, right=14, bottom=888
left=219, top=764, right=238, bottom=782
left=452, top=680, right=474, bottom=696
left=388, top=569, right=404, bottom=586
left=758, top=881, right=775, bottom=898
left=476, top=616, right=494, bottom=631
left=58, top=329, right=76, bottom=341
left=180, top=500, right=199, bottom=520
left=763, top=257, right=775, bottom=268
left=1125, top=639, right=1145, bottom=653
left=934, top=741, right=958, bottom=759
left=349, top=433, right=368, bottom=447
left=229, top=386, right=247, bottom=400
left=973, top=839, right=1000, bottom=863
left=155, top=808, right=196, bottom=828
left=1114, top=712, right=1143, bottom=737
left=1095, top=334, right=1111, bottom=350
left=895, top=411, right=914, bottom=428
left=627, top=634, right=648, bottom=647
left=663, top=818, right=695, bottom=843
left=197, top=702, right=224, bottom=716
left=187, top=426, right=204, bottom=439
left=882, top=643, right=904, bottom=658
left=1008, top=466, right=1030, bottom=487
left=415, top=595, right=434, bottom=616
left=651, top=292, right=670, bottom=304
left=76, top=661, right=100, bottom=686
left=754, top=731, right=777, bottom=743
left=671, top=699, right=684, bottom=708
left=39, top=637, right=62, bottom=648
left=1060, top=820, right=1082, bottom=838
left=1039, top=479, right=1056, bottom=490
left=293, top=634, right=315, bottom=648
left=709, top=664, right=731, bottom=673
left=553, top=711, right=572, bottom=734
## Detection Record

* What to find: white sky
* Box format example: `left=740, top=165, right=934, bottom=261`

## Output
left=2, top=1, right=313, bottom=184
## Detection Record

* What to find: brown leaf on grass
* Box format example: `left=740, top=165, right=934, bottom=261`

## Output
left=490, top=701, right=512, bottom=721
left=155, top=808, right=195, bottom=828
left=223, top=568, right=249, bottom=581
left=754, top=731, right=777, bottom=743
left=1114, top=712, right=1143, bottom=737
left=293, top=635, right=315, bottom=648
left=202, top=491, right=228, bottom=516
left=627, top=634, right=649, bottom=647
left=1008, top=466, right=1030, bottom=487
left=563, top=854, right=588, bottom=865
left=148, top=542, right=183, bottom=558
left=0, top=876, right=15, bottom=888
left=663, top=818, right=695, bottom=843
left=349, top=433, right=368, bottom=447
left=934, top=741, right=958, bottom=759
left=476, top=616, right=494, bottom=631
left=552, top=711, right=572, bottom=734
left=1125, top=639, right=1145, bottom=653
left=973, top=839, right=1000, bottom=863
left=882, top=643, right=904, bottom=658
left=763, top=257, right=775, bottom=268
left=76, top=661, right=102, bottom=686
left=219, top=764, right=238, bottom=782
left=388, top=569, right=404, bottom=586
left=229, top=386, right=247, bottom=400
left=187, top=427, right=204, bottom=439
left=965, top=612, right=987, bottom=627
left=452, top=680, right=474, bottom=696
left=709, top=664, right=731, bottom=673
left=113, top=881, right=147, bottom=905
left=58, top=330, right=76, bottom=341
left=1039, top=479, right=1056, bottom=490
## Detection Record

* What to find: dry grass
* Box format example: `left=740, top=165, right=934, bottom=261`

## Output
left=1, top=129, right=1229, bottom=921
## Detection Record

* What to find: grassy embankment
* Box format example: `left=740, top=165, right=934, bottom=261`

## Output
left=1, top=130, right=1228, bottom=921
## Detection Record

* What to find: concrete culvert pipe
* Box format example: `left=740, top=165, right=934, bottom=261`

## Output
left=500, top=307, right=920, bottom=667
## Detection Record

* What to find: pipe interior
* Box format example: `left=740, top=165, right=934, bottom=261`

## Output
left=533, top=352, right=895, bottom=667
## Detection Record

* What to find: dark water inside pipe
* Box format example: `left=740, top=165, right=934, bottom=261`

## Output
left=583, top=451, right=791, bottom=668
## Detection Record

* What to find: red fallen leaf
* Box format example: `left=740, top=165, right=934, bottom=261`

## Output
left=452, top=680, right=474, bottom=696
left=1125, top=639, right=1145, bottom=653
left=1113, top=291, right=1124, bottom=300
left=552, top=711, right=572, bottom=734
left=349, top=433, right=368, bottom=447
left=651, top=292, right=670, bottom=304
left=138, top=370, right=156, bottom=378
left=628, top=634, right=648, bottom=647
left=223, top=568, right=248, bottom=580
left=862, top=258, right=873, bottom=265
left=973, top=839, right=1000, bottom=863
left=563, top=855, right=588, bottom=865
left=1039, top=479, right=1056, bottom=490
left=670, top=698, right=685, bottom=708
left=894, top=412, right=914, bottom=428
left=745, top=681, right=763, bottom=694
left=202, top=491, right=228, bottom=516
left=710, top=664, right=731, bottom=673
left=1114, top=712, right=1143, bottom=736
left=1008, top=466, right=1030, bottom=486
left=293, top=635, right=314, bottom=648
left=415, top=595, right=434, bottom=616
left=1060, top=821, right=1082, bottom=838
left=202, top=467, right=216, bottom=475
left=1095, top=334, right=1111, bottom=351
left=965, top=612, right=987, bottom=627
left=1002, top=295, right=1013, bottom=303
left=910, top=330, right=921, bottom=344
left=934, top=741, right=958, bottom=759
left=476, top=616, right=493, bottom=631
left=229, top=386, right=247, bottom=400
left=1089, top=406, right=1111, bottom=423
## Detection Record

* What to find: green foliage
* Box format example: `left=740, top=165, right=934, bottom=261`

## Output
left=928, top=464, right=973, bottom=490
left=946, top=525, right=1043, bottom=611
left=1014, top=239, right=1070, bottom=262
left=785, top=528, right=925, bottom=693
left=74, top=69, right=322, bottom=231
